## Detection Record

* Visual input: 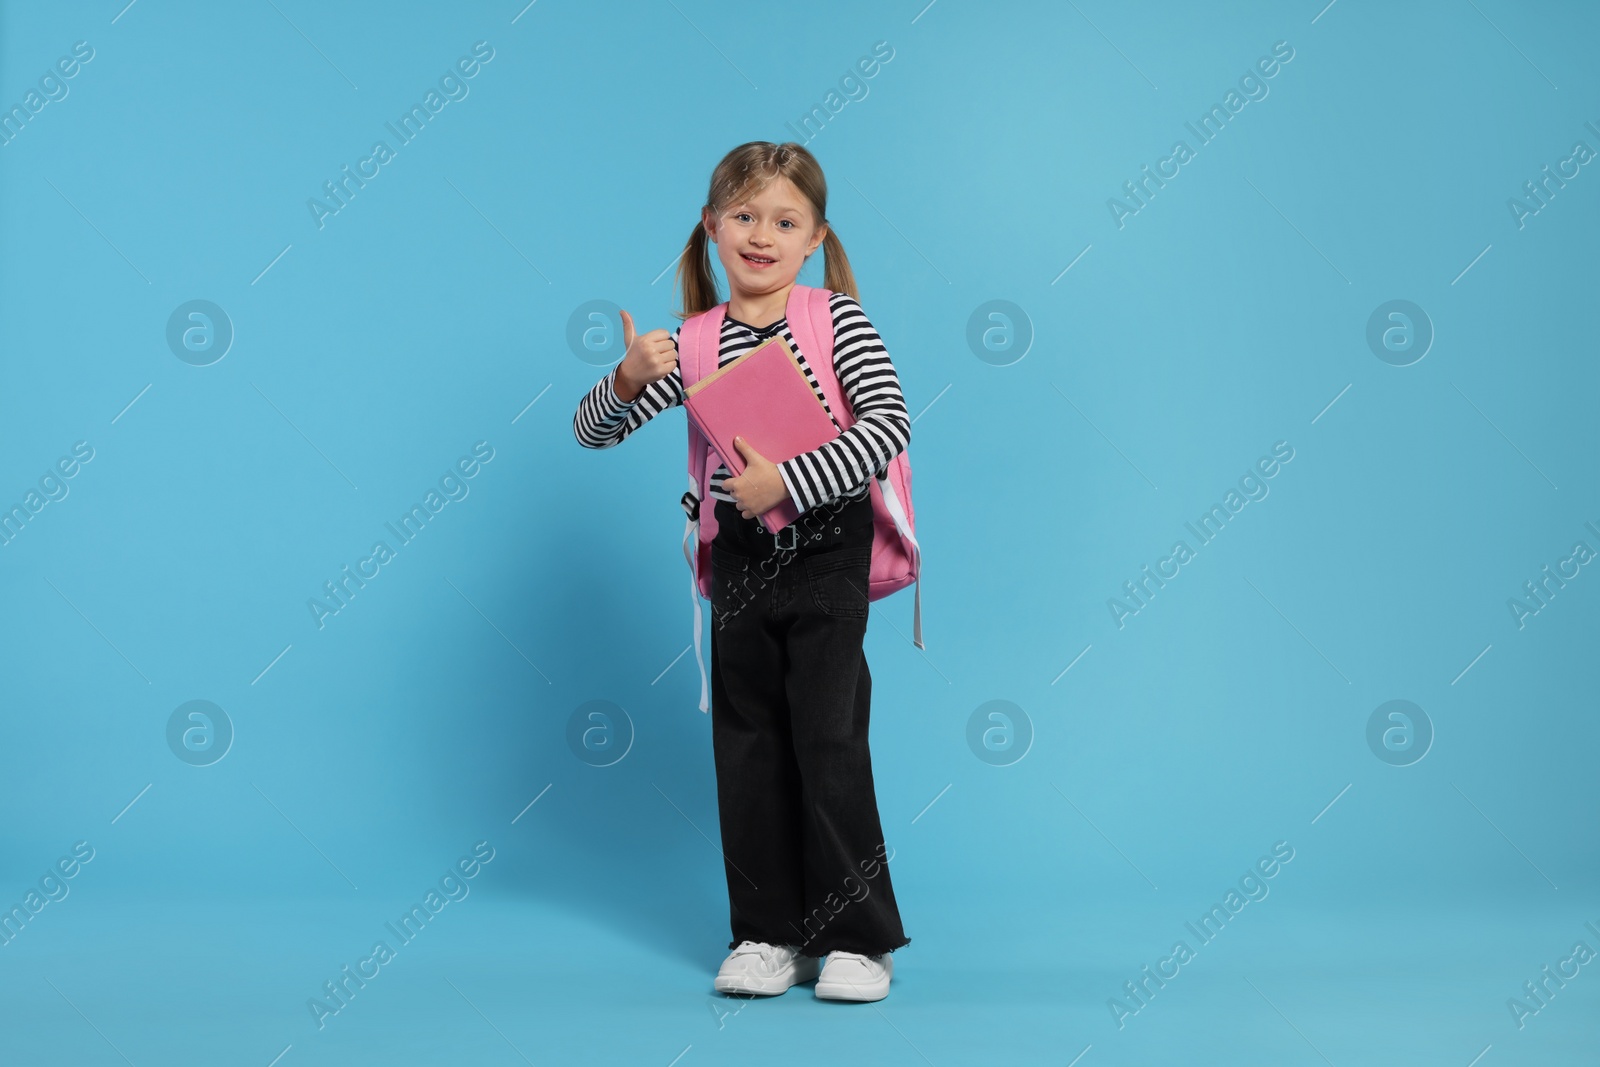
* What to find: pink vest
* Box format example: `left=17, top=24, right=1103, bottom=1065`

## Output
left=677, top=283, right=923, bottom=712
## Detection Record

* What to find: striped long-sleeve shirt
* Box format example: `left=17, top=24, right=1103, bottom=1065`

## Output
left=572, top=291, right=911, bottom=515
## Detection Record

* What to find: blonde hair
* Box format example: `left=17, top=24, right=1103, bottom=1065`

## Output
left=672, top=141, right=859, bottom=320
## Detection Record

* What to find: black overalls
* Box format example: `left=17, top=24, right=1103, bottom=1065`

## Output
left=707, top=474, right=912, bottom=960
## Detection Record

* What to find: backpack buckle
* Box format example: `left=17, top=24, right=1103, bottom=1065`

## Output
left=680, top=491, right=698, bottom=522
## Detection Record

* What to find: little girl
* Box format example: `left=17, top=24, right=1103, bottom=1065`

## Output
left=572, top=141, right=911, bottom=1002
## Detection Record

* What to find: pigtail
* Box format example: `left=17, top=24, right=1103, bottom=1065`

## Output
left=673, top=219, right=721, bottom=321
left=818, top=225, right=859, bottom=303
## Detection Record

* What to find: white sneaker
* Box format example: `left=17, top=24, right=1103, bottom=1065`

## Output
left=815, top=950, right=893, bottom=1001
left=713, top=940, right=821, bottom=995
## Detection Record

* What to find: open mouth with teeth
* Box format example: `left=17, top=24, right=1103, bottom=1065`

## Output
left=741, top=253, right=777, bottom=268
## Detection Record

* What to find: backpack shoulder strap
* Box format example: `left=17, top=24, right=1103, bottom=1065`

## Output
left=678, top=302, right=729, bottom=500
left=786, top=285, right=851, bottom=429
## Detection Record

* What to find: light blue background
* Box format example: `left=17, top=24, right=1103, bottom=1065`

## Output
left=2, top=0, right=1596, bottom=1064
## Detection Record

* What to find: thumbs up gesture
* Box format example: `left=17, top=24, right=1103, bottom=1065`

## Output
left=613, top=309, right=677, bottom=402
left=725, top=435, right=792, bottom=520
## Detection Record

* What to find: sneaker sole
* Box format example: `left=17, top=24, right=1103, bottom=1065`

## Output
left=713, top=962, right=821, bottom=996
left=814, top=977, right=890, bottom=1001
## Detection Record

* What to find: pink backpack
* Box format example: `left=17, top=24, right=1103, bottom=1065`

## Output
left=677, top=283, right=923, bottom=712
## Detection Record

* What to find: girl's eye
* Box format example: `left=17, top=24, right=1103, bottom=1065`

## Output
left=733, top=213, right=795, bottom=229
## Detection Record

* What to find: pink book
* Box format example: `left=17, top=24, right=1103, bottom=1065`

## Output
left=683, top=333, right=839, bottom=534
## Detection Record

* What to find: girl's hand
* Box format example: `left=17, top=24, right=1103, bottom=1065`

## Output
left=615, top=309, right=676, bottom=397
left=725, top=436, right=793, bottom=519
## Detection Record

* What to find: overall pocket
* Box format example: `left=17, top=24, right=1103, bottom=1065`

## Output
left=805, top=545, right=872, bottom=618
left=711, top=546, right=754, bottom=623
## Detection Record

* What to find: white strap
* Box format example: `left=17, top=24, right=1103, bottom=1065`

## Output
left=682, top=475, right=710, bottom=712
left=877, top=471, right=924, bottom=650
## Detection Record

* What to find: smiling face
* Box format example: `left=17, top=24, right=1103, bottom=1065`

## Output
left=702, top=175, right=828, bottom=310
